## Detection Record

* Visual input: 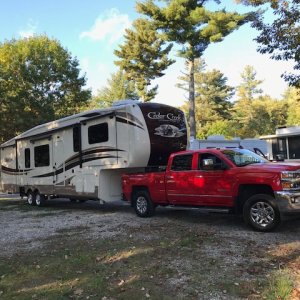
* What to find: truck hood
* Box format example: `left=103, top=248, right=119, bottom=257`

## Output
left=240, top=162, right=300, bottom=173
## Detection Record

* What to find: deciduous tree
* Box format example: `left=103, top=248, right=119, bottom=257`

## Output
left=238, top=0, right=300, bottom=86
left=285, top=86, right=300, bottom=125
left=0, top=36, right=91, bottom=143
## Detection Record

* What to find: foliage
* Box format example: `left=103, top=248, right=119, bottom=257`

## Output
left=137, top=0, right=251, bottom=137
left=0, top=36, right=91, bottom=143
left=236, top=65, right=263, bottom=101
left=199, top=120, right=238, bottom=139
left=114, top=18, right=174, bottom=102
left=285, top=86, right=300, bottom=125
left=88, top=70, right=139, bottom=109
left=178, top=59, right=234, bottom=138
left=238, top=0, right=300, bottom=86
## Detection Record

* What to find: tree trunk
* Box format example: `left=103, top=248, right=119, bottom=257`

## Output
left=188, top=58, right=196, bottom=139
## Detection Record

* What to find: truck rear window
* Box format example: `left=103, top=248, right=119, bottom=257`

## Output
left=171, top=154, right=193, bottom=171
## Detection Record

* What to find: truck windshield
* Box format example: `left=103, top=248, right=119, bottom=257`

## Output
left=221, top=149, right=269, bottom=167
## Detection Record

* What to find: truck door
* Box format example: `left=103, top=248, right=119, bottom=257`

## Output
left=165, top=153, right=196, bottom=205
left=191, top=153, right=234, bottom=206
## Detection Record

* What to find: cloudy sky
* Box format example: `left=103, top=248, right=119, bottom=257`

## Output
left=0, top=0, right=294, bottom=107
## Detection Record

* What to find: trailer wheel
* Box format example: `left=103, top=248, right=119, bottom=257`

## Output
left=243, top=194, right=280, bottom=232
left=133, top=190, right=155, bottom=218
left=27, top=191, right=34, bottom=206
left=34, top=191, right=46, bottom=207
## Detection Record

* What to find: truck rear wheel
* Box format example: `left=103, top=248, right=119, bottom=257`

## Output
left=243, top=194, right=280, bottom=232
left=133, top=190, right=155, bottom=218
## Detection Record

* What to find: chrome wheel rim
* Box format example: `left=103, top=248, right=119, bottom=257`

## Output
left=250, top=201, right=275, bottom=228
left=136, top=196, right=148, bottom=214
left=27, top=193, right=33, bottom=205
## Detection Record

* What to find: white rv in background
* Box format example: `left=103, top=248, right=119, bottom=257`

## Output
left=260, top=126, right=300, bottom=161
left=190, top=135, right=268, bottom=156
left=0, top=100, right=188, bottom=206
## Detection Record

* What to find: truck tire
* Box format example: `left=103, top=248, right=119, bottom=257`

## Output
left=34, top=191, right=46, bottom=207
left=243, top=194, right=280, bottom=232
left=133, top=190, right=155, bottom=218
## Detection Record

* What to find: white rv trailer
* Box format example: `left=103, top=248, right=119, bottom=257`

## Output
left=260, top=126, right=300, bottom=162
left=0, top=100, right=188, bottom=205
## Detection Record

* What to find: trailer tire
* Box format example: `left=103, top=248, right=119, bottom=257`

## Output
left=243, top=194, right=280, bottom=232
left=133, top=190, right=155, bottom=218
left=27, top=190, right=34, bottom=206
left=34, top=191, right=46, bottom=207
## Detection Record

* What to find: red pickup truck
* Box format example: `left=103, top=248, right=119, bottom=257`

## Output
left=122, top=148, right=300, bottom=231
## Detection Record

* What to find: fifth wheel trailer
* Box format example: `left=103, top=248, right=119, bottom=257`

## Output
left=0, top=100, right=188, bottom=206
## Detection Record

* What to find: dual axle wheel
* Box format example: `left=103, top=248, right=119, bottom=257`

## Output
left=26, top=190, right=46, bottom=207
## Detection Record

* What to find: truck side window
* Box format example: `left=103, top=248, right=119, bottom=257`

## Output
left=34, top=144, right=50, bottom=167
left=25, top=148, right=30, bottom=168
left=171, top=154, right=193, bottom=171
left=198, top=153, right=224, bottom=171
left=88, top=123, right=108, bottom=144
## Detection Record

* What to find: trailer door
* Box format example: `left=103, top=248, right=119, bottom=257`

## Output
left=52, top=134, right=65, bottom=187
left=81, top=115, right=118, bottom=166
left=17, top=140, right=32, bottom=187
left=29, top=139, right=54, bottom=194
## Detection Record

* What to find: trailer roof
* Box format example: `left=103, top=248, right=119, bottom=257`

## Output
left=1, top=101, right=134, bottom=148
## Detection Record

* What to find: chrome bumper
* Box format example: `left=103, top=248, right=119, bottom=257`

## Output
left=274, top=191, right=300, bottom=215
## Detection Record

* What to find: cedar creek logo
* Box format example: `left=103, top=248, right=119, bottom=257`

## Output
left=147, top=112, right=182, bottom=121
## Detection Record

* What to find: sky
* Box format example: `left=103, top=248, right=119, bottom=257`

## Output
left=0, top=0, right=295, bottom=107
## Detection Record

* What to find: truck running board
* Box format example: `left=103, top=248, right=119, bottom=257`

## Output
left=168, top=206, right=230, bottom=214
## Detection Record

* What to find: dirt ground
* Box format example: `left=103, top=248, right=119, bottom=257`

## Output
left=0, top=194, right=300, bottom=300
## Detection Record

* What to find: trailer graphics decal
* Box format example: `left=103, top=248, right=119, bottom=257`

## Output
left=1, top=147, right=124, bottom=178
left=154, top=125, right=185, bottom=138
left=139, top=103, right=187, bottom=166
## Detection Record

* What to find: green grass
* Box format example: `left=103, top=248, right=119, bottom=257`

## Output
left=0, top=234, right=178, bottom=300
left=262, top=269, right=294, bottom=300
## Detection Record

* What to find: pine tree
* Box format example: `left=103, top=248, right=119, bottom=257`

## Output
left=114, top=18, right=174, bottom=101
left=177, top=58, right=234, bottom=137
left=88, top=70, right=138, bottom=109
left=137, top=0, right=251, bottom=137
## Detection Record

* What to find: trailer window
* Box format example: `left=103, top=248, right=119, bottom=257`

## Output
left=25, top=148, right=30, bottom=168
left=73, top=126, right=80, bottom=152
left=171, top=154, right=193, bottom=171
left=88, top=123, right=108, bottom=144
left=34, top=145, right=50, bottom=167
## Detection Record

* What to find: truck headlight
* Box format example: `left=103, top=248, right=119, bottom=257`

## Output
left=281, top=170, right=300, bottom=190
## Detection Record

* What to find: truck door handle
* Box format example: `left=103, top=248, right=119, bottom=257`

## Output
left=166, top=176, right=174, bottom=180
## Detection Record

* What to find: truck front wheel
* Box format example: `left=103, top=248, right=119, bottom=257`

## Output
left=243, top=194, right=280, bottom=232
left=133, top=190, right=155, bottom=218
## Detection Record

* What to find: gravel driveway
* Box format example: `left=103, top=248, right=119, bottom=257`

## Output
left=0, top=194, right=300, bottom=299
